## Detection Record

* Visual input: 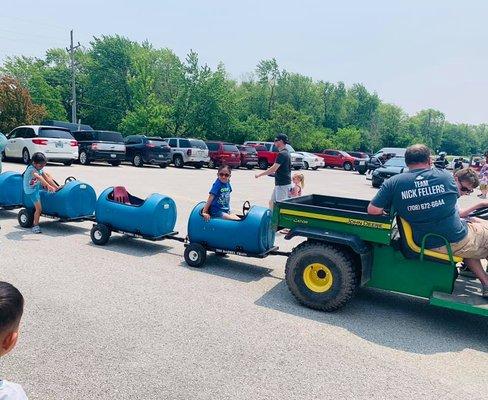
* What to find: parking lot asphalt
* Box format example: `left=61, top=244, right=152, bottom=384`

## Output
left=0, top=161, right=487, bottom=400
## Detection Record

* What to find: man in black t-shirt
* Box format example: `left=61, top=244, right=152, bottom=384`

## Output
left=255, top=133, right=292, bottom=208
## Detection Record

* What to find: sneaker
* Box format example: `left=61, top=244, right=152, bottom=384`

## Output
left=478, top=194, right=487, bottom=199
left=482, top=284, right=488, bottom=298
left=31, top=225, right=42, bottom=234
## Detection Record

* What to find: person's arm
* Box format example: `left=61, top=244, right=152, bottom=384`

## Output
left=33, top=172, right=56, bottom=192
left=367, top=179, right=394, bottom=215
left=41, top=171, right=59, bottom=190
left=367, top=203, right=384, bottom=215
left=202, top=194, right=215, bottom=221
left=255, top=162, right=280, bottom=178
left=459, top=200, right=488, bottom=218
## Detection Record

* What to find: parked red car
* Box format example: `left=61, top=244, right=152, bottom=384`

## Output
left=315, top=149, right=356, bottom=171
left=236, top=145, right=258, bottom=169
left=205, top=141, right=241, bottom=168
left=244, top=141, right=304, bottom=170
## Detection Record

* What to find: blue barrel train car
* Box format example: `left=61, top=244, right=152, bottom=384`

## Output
left=184, top=201, right=276, bottom=267
left=0, top=172, right=23, bottom=209
left=18, top=179, right=97, bottom=228
left=90, top=186, right=177, bottom=245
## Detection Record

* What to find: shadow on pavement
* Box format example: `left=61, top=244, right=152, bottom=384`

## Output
left=87, top=235, right=172, bottom=257
left=180, top=254, right=277, bottom=283
left=5, top=223, right=89, bottom=240
left=255, top=280, right=488, bottom=355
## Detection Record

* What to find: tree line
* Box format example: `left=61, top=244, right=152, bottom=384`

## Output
left=0, top=34, right=486, bottom=155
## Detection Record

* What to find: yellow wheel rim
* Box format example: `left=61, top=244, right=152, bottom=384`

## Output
left=303, top=263, right=333, bottom=293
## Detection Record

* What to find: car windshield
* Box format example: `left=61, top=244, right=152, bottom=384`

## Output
left=245, top=146, right=257, bottom=154
left=95, top=131, right=124, bottom=142
left=384, top=157, right=406, bottom=167
left=286, top=144, right=296, bottom=152
left=190, top=139, right=207, bottom=149
left=39, top=128, right=73, bottom=139
left=223, top=144, right=239, bottom=152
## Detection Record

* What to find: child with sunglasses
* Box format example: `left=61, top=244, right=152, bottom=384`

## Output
left=202, top=165, right=240, bottom=221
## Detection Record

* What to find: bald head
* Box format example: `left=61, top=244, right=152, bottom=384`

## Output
left=405, top=144, right=432, bottom=169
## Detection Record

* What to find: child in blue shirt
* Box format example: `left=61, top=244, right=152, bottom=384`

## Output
left=23, top=153, right=59, bottom=234
left=202, top=165, right=240, bottom=221
left=0, top=281, right=28, bottom=400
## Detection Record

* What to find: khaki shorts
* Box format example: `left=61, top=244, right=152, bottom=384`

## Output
left=480, top=183, right=488, bottom=190
left=432, top=220, right=488, bottom=259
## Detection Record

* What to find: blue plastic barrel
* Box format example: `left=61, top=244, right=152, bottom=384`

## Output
left=24, top=180, right=96, bottom=219
left=95, top=187, right=177, bottom=238
left=187, top=201, right=275, bottom=254
left=0, top=172, right=23, bottom=207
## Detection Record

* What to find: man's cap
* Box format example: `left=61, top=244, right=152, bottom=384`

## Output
left=274, top=133, right=289, bottom=144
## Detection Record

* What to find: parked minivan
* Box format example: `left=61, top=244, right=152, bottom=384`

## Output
left=163, top=137, right=209, bottom=168
left=3, top=125, right=78, bottom=165
left=205, top=141, right=241, bottom=169
left=72, top=130, right=126, bottom=166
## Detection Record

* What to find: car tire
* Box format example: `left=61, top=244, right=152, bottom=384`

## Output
left=90, top=224, right=111, bottom=246
left=372, top=178, right=382, bottom=188
left=258, top=159, right=268, bottom=170
left=285, top=241, right=358, bottom=311
left=304, top=161, right=309, bottom=170
left=173, top=155, right=184, bottom=168
left=343, top=162, right=352, bottom=171
left=22, top=148, right=30, bottom=165
left=133, top=154, right=143, bottom=167
left=246, top=165, right=254, bottom=170
left=63, top=160, right=73, bottom=166
left=194, top=162, right=203, bottom=169
left=184, top=243, right=207, bottom=268
left=293, top=166, right=301, bottom=170
left=208, top=159, right=215, bottom=169
left=18, top=208, right=34, bottom=228
left=159, top=163, right=168, bottom=169
left=109, top=161, right=121, bottom=167
left=312, top=166, right=318, bottom=170
left=79, top=151, right=90, bottom=165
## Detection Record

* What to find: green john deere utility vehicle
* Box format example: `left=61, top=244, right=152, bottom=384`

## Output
left=275, top=194, right=487, bottom=317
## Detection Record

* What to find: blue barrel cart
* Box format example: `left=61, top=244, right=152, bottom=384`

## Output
left=17, top=177, right=97, bottom=228
left=184, top=201, right=286, bottom=268
left=90, top=186, right=182, bottom=246
left=0, top=172, right=23, bottom=210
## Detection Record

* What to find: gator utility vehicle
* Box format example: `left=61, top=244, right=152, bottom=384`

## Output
left=276, top=195, right=487, bottom=317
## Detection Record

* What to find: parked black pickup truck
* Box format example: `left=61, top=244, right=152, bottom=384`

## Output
left=72, top=130, right=126, bottom=166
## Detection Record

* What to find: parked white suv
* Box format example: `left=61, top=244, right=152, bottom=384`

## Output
left=3, top=125, right=78, bottom=165
left=163, top=137, right=209, bottom=168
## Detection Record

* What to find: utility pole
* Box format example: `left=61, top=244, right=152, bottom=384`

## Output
left=66, top=30, right=81, bottom=124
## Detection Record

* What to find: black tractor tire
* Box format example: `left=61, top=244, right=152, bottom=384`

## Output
left=285, top=241, right=358, bottom=311
left=79, top=151, right=90, bottom=165
left=22, top=148, right=31, bottom=165
left=184, top=243, right=207, bottom=268
left=18, top=208, right=34, bottom=228
left=343, top=162, right=353, bottom=171
left=258, top=159, right=268, bottom=170
left=132, top=154, right=144, bottom=167
left=173, top=155, right=184, bottom=168
left=90, top=224, right=111, bottom=246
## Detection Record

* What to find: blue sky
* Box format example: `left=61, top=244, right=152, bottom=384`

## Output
left=1, top=0, right=487, bottom=124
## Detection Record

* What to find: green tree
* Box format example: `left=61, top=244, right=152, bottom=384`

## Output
left=332, top=127, right=362, bottom=150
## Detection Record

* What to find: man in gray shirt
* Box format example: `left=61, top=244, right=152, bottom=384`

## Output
left=255, top=133, right=292, bottom=208
left=368, top=144, right=488, bottom=297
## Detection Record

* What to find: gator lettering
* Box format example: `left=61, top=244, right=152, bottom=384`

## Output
left=348, top=219, right=385, bottom=229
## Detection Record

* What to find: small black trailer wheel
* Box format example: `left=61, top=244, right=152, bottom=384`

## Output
left=90, top=224, right=111, bottom=246
left=18, top=208, right=34, bottom=228
left=184, top=243, right=207, bottom=268
left=285, top=241, right=358, bottom=311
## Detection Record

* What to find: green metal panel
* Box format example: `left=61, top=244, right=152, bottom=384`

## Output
left=367, top=245, right=456, bottom=298
left=278, top=212, right=391, bottom=244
